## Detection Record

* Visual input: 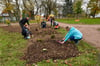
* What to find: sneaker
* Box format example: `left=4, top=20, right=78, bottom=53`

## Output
left=26, top=36, right=30, bottom=39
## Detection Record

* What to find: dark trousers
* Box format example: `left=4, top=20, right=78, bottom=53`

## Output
left=51, top=21, right=53, bottom=26
left=19, top=22, right=24, bottom=30
left=70, top=36, right=82, bottom=43
left=41, top=22, right=46, bottom=28
left=22, top=28, right=32, bottom=38
left=42, top=25, right=46, bottom=28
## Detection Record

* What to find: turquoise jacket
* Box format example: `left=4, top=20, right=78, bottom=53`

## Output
left=64, top=27, right=83, bottom=42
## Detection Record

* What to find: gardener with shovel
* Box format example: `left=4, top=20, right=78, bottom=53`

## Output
left=58, top=26, right=83, bottom=44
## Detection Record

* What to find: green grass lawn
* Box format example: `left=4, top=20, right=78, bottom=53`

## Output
left=56, top=18, right=100, bottom=24
left=0, top=29, right=27, bottom=66
left=0, top=28, right=100, bottom=66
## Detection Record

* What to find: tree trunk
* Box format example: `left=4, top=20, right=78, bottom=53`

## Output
left=93, top=10, right=96, bottom=18
left=15, top=0, right=20, bottom=21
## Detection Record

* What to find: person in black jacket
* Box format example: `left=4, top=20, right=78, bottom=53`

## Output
left=19, top=17, right=30, bottom=30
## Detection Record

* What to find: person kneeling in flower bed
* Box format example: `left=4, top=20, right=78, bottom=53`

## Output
left=58, top=26, right=83, bottom=44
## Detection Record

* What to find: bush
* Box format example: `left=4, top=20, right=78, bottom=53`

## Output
left=37, top=39, right=43, bottom=42
left=51, top=34, right=55, bottom=39
left=6, top=19, right=10, bottom=26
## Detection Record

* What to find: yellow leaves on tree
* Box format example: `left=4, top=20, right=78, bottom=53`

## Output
left=2, top=3, right=14, bottom=13
left=91, top=4, right=100, bottom=14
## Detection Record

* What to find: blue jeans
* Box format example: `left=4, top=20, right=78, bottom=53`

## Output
left=70, top=36, right=82, bottom=44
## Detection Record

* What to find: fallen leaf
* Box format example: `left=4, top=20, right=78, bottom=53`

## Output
left=54, top=60, right=57, bottom=63
left=68, top=64, right=72, bottom=66
left=26, top=64, right=31, bottom=66
left=61, top=61, right=64, bottom=64
left=64, top=60, right=68, bottom=64
left=46, top=59, right=50, bottom=63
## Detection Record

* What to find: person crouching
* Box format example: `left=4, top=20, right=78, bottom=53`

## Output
left=22, top=24, right=32, bottom=39
left=41, top=21, right=46, bottom=28
left=58, top=26, right=83, bottom=44
left=53, top=21, right=60, bottom=29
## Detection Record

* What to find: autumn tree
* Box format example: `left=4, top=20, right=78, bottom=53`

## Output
left=22, top=0, right=35, bottom=19
left=14, top=0, right=20, bottom=21
left=87, top=0, right=100, bottom=18
left=2, top=0, right=59, bottom=21
left=2, top=0, right=22, bottom=21
left=63, top=0, right=73, bottom=17
left=3, top=0, right=15, bottom=21
left=74, top=1, right=83, bottom=18
left=41, top=0, right=57, bottom=16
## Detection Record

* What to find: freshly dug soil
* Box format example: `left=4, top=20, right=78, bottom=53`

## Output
left=0, top=24, right=79, bottom=64
left=23, top=41, right=79, bottom=64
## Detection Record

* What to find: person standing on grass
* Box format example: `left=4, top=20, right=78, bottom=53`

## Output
left=19, top=17, right=30, bottom=30
left=58, top=26, right=83, bottom=44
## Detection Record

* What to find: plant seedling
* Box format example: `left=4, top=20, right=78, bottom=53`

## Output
left=37, top=39, right=43, bottom=42
left=64, top=60, right=68, bottom=64
left=51, top=34, right=55, bottom=39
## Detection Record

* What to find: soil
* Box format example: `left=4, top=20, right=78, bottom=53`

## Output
left=0, top=24, right=79, bottom=64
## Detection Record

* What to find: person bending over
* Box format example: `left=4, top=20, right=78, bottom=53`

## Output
left=58, top=26, right=83, bottom=44
left=19, top=17, right=30, bottom=30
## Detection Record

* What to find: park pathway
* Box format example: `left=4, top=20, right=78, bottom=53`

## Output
left=0, top=22, right=100, bottom=50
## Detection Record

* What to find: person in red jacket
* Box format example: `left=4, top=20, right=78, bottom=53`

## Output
left=53, top=21, right=60, bottom=29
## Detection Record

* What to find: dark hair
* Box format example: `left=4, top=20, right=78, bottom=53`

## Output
left=66, top=26, right=69, bottom=29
